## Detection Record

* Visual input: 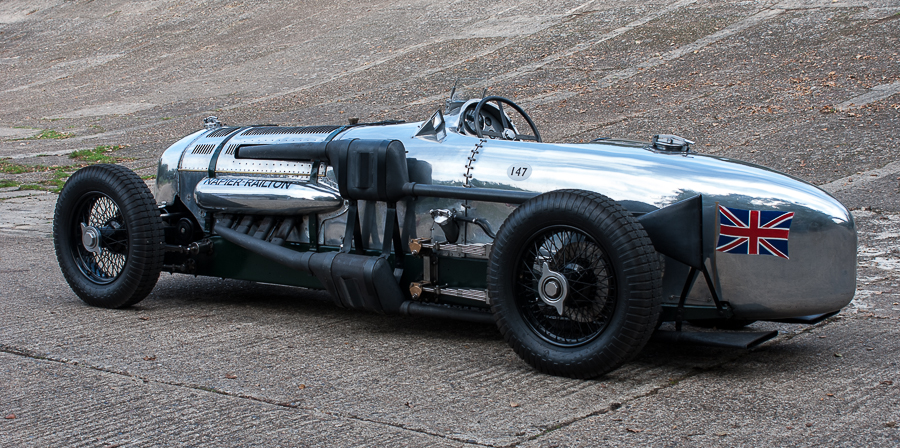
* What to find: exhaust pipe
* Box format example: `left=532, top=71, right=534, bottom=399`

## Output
left=213, top=221, right=405, bottom=314
left=399, top=301, right=494, bottom=324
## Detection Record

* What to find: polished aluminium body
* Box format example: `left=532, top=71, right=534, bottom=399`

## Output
left=51, top=87, right=857, bottom=379
left=194, top=177, right=343, bottom=215
left=154, top=99, right=855, bottom=321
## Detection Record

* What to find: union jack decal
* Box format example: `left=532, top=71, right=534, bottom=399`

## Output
left=716, top=205, right=793, bottom=259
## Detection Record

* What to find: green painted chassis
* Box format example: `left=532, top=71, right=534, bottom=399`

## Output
left=187, top=237, right=728, bottom=320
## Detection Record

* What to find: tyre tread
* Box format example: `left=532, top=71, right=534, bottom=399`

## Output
left=53, top=164, right=164, bottom=308
left=488, top=189, right=662, bottom=378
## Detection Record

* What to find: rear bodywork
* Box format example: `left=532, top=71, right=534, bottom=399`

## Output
left=154, top=102, right=855, bottom=322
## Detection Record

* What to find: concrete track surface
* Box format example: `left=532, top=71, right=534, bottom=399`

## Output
left=1, top=0, right=898, bottom=446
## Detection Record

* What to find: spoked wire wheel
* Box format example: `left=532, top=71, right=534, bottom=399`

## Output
left=489, top=190, right=662, bottom=378
left=54, top=164, right=164, bottom=308
left=71, top=193, right=129, bottom=284
left=516, top=226, right=617, bottom=346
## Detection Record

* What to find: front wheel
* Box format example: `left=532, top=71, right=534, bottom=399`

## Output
left=53, top=164, right=164, bottom=308
left=489, top=190, right=662, bottom=378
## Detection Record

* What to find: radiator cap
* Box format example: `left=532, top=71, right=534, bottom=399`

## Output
left=651, top=134, right=694, bottom=153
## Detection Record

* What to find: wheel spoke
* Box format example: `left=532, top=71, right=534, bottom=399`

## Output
left=513, top=225, right=618, bottom=346
left=72, top=192, right=128, bottom=284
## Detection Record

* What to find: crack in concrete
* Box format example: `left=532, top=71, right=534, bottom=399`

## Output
left=0, top=0, right=598, bottom=158
left=321, top=410, right=497, bottom=447
left=0, top=312, right=860, bottom=447
left=0, top=342, right=495, bottom=446
left=0, top=336, right=752, bottom=447
left=408, top=0, right=701, bottom=108
left=559, top=111, right=648, bottom=141
left=836, top=80, right=900, bottom=111
left=521, top=6, right=786, bottom=107
left=0, top=343, right=306, bottom=410
left=5, top=0, right=879, bottom=165
left=508, top=364, right=733, bottom=446
left=819, top=160, right=900, bottom=194
left=508, top=316, right=844, bottom=446
left=212, top=0, right=590, bottom=116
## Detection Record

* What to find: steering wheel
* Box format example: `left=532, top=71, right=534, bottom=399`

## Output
left=472, top=96, right=542, bottom=142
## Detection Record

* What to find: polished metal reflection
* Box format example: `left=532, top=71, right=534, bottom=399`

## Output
left=462, top=137, right=856, bottom=318
left=156, top=129, right=207, bottom=206
left=539, top=262, right=568, bottom=316
left=194, top=177, right=343, bottom=215
left=213, top=127, right=328, bottom=177
left=339, top=121, right=856, bottom=319
left=161, top=101, right=856, bottom=320
left=80, top=223, right=102, bottom=255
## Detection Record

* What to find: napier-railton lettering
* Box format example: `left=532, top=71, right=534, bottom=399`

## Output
left=54, top=89, right=856, bottom=378
left=201, top=178, right=293, bottom=189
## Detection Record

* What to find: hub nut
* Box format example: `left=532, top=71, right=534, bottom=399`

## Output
left=538, top=263, right=569, bottom=315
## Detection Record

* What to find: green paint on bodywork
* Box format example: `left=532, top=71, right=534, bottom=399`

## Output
left=188, top=237, right=489, bottom=308
left=438, top=256, right=487, bottom=289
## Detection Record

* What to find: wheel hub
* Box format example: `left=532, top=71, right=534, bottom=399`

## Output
left=80, top=223, right=102, bottom=255
left=543, top=279, right=560, bottom=297
left=538, top=262, right=569, bottom=315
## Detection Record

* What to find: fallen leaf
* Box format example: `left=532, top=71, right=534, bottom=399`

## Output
left=510, top=402, right=520, bottom=408
left=806, top=423, right=813, bottom=427
left=826, top=393, right=835, bottom=397
left=834, top=353, right=843, bottom=358
left=626, top=428, right=642, bottom=433
left=298, top=384, right=306, bottom=389
left=138, top=316, right=150, bottom=321
left=4, top=414, right=15, bottom=419
left=142, top=356, right=156, bottom=361
left=225, top=373, right=237, bottom=379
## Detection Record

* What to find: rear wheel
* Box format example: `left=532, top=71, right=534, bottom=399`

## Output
left=489, top=190, right=662, bottom=378
left=53, top=164, right=164, bottom=308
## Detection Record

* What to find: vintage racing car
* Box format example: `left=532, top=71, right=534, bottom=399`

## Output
left=53, top=90, right=857, bottom=378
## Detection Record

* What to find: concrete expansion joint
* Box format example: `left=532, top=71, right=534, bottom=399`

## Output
left=0, top=342, right=309, bottom=412
left=321, top=410, right=498, bottom=447
left=777, top=313, right=845, bottom=342
left=0, top=343, right=44, bottom=360
left=562, top=112, right=647, bottom=141
left=516, top=376, right=693, bottom=445
left=516, top=318, right=850, bottom=446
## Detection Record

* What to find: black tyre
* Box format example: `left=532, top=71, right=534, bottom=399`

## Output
left=53, top=164, right=164, bottom=308
left=489, top=190, right=662, bottom=378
